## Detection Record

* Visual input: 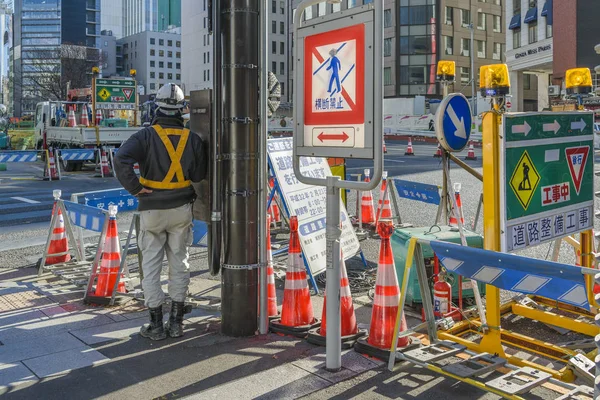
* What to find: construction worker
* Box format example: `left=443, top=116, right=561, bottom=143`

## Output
left=114, top=83, right=207, bottom=341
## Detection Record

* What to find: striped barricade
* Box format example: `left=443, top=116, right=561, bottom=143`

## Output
left=57, top=148, right=96, bottom=161
left=64, top=200, right=107, bottom=233
left=0, top=150, right=39, bottom=163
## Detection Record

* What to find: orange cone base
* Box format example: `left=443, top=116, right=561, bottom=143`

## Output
left=353, top=335, right=421, bottom=362
left=306, top=327, right=367, bottom=349
left=83, top=294, right=129, bottom=306
left=269, top=317, right=320, bottom=338
left=465, top=155, right=477, bottom=160
left=404, top=151, right=415, bottom=156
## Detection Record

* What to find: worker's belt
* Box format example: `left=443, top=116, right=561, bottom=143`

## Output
left=139, top=125, right=192, bottom=190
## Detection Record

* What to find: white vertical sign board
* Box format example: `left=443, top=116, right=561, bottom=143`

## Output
left=268, top=137, right=360, bottom=276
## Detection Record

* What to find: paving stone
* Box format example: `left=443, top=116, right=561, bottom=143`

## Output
left=291, top=349, right=370, bottom=384
left=0, top=332, right=84, bottom=364
left=22, top=346, right=109, bottom=378
left=70, top=318, right=149, bottom=345
left=38, top=305, right=71, bottom=318
left=0, top=362, right=37, bottom=393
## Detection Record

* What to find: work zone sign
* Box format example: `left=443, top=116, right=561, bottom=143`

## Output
left=95, top=78, right=137, bottom=110
left=501, top=112, right=595, bottom=252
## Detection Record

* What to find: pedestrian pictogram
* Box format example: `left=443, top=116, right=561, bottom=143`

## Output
left=509, top=151, right=540, bottom=210
left=98, top=88, right=111, bottom=101
left=122, top=88, right=133, bottom=101
left=565, top=146, right=590, bottom=195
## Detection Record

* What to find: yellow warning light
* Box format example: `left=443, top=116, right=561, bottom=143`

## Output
left=436, top=61, right=456, bottom=82
left=91, top=66, right=100, bottom=74
left=130, top=69, right=137, bottom=77
left=565, top=67, right=592, bottom=95
left=479, top=64, right=510, bottom=97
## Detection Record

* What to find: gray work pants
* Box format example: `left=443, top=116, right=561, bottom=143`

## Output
left=139, top=203, right=193, bottom=308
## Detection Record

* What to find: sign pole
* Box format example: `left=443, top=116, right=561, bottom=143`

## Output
left=325, top=175, right=341, bottom=371
left=441, top=82, right=449, bottom=223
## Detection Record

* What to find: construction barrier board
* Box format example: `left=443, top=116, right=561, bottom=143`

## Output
left=268, top=137, right=360, bottom=276
left=0, top=150, right=39, bottom=163
left=58, top=149, right=97, bottom=161
left=431, top=240, right=591, bottom=310
left=501, top=112, right=595, bottom=252
left=391, top=179, right=440, bottom=205
left=64, top=201, right=107, bottom=232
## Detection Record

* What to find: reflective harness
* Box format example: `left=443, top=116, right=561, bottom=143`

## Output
left=139, top=125, right=192, bottom=190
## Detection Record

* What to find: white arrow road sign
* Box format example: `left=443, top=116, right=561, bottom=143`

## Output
left=511, top=121, right=531, bottom=136
left=571, top=119, right=587, bottom=131
left=542, top=120, right=561, bottom=134
left=447, top=104, right=467, bottom=139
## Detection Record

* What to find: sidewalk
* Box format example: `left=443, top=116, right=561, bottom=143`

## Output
left=0, top=266, right=497, bottom=400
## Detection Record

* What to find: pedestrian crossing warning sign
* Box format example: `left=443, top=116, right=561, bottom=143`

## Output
left=509, top=150, right=540, bottom=210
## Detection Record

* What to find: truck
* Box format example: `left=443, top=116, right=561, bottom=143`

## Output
left=34, top=101, right=140, bottom=171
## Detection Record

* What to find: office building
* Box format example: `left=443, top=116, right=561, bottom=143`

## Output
left=124, top=0, right=181, bottom=37
left=158, top=0, right=181, bottom=31
left=181, top=0, right=291, bottom=103
left=100, top=30, right=118, bottom=77
left=119, top=30, right=182, bottom=95
left=101, top=0, right=124, bottom=39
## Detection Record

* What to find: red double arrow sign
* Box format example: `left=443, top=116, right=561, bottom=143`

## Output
left=317, top=132, right=349, bottom=143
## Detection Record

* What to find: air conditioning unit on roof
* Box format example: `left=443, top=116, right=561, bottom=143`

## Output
left=548, top=85, right=560, bottom=97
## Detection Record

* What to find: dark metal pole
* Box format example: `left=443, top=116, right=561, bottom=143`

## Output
left=220, top=0, right=259, bottom=336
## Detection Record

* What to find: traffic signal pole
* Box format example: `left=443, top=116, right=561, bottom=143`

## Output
left=219, top=0, right=260, bottom=336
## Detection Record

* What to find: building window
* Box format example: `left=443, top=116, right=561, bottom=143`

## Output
left=207, top=70, right=210, bottom=81
left=159, top=72, right=164, bottom=79
left=272, top=21, right=276, bottom=34
left=384, top=9, right=392, bottom=27
left=150, top=83, right=156, bottom=90
left=272, top=0, right=276, bottom=13
left=528, top=22, right=537, bottom=44
left=477, top=40, right=486, bottom=58
left=513, top=29, right=521, bottom=49
left=461, top=67, right=470, bottom=85
left=150, top=60, right=155, bottom=67
left=150, top=49, right=155, bottom=56
left=272, top=61, right=276, bottom=73
left=477, top=12, right=486, bottom=29
left=280, top=62, right=284, bottom=75
left=280, top=42, right=285, bottom=54
left=280, top=1, right=284, bottom=14
left=461, top=9, right=471, bottom=27
left=176, top=73, right=181, bottom=80
left=514, top=1, right=521, bottom=14
left=461, top=38, right=470, bottom=57
left=159, top=39, right=164, bottom=46
left=493, top=42, right=501, bottom=60
left=176, top=63, right=181, bottom=69
left=168, top=62, right=172, bottom=68
left=384, top=67, right=392, bottom=85
left=494, top=0, right=501, bottom=5
left=399, top=36, right=432, bottom=55
left=159, top=50, right=164, bottom=57
left=280, top=22, right=284, bottom=34
left=150, top=72, right=155, bottom=78
left=272, top=41, right=276, bottom=54
left=176, top=41, right=181, bottom=47
left=168, top=40, right=172, bottom=47
left=159, top=61, right=164, bottom=68
left=168, top=51, right=173, bottom=57
left=524, top=74, right=531, bottom=90
left=493, top=15, right=501, bottom=32
left=444, top=36, right=453, bottom=55
left=400, top=5, right=435, bottom=25
left=168, top=73, right=173, bottom=80
left=280, top=82, right=285, bottom=96
left=176, top=52, right=181, bottom=58
left=384, top=38, right=392, bottom=57
left=445, top=6, right=453, bottom=25
left=546, top=23, right=553, bottom=38
left=203, top=53, right=206, bottom=63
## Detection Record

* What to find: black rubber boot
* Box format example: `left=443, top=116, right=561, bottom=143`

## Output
left=140, top=306, right=167, bottom=341
left=165, top=301, right=185, bottom=338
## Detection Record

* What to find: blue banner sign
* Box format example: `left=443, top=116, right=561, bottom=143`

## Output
left=392, top=179, right=441, bottom=205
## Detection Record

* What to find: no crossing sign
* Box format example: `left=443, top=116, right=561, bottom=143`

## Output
left=295, top=5, right=379, bottom=159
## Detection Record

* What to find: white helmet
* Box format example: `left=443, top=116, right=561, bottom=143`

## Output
left=155, top=83, right=185, bottom=110
left=0, top=104, right=7, bottom=117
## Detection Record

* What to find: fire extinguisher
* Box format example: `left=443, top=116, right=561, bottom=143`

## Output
left=433, top=274, right=452, bottom=318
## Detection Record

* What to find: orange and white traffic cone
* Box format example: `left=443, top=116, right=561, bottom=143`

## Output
left=80, top=104, right=89, bottom=127
left=434, top=144, right=442, bottom=158
left=133, top=163, right=140, bottom=176
left=45, top=205, right=72, bottom=265
left=44, top=149, right=59, bottom=181
left=361, top=169, right=376, bottom=225
left=109, top=109, right=115, bottom=119
left=94, top=206, right=125, bottom=298
left=100, top=149, right=111, bottom=177
left=96, top=109, right=103, bottom=126
left=449, top=183, right=465, bottom=227
left=383, top=140, right=387, bottom=154
left=270, top=216, right=319, bottom=337
left=379, top=186, right=393, bottom=222
left=68, top=108, right=77, bottom=127
left=465, top=142, right=477, bottom=160
left=404, top=138, right=415, bottom=156
left=266, top=214, right=279, bottom=318
left=376, top=171, right=389, bottom=224
left=307, top=250, right=366, bottom=347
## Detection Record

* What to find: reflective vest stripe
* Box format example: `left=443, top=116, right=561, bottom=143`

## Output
left=138, top=125, right=192, bottom=190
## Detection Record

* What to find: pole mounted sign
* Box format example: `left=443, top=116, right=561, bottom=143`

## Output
left=95, top=78, right=137, bottom=110
left=501, top=111, right=595, bottom=252
left=295, top=4, right=378, bottom=159
left=435, top=93, right=472, bottom=152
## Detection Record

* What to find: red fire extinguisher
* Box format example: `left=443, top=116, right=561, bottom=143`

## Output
left=433, top=274, right=452, bottom=318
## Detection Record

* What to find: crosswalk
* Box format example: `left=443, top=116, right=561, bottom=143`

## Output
left=0, top=189, right=68, bottom=227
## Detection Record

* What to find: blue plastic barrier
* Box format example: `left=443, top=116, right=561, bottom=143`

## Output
left=58, top=149, right=96, bottom=161
left=0, top=150, right=38, bottom=163
left=392, top=179, right=441, bottom=205
left=64, top=201, right=107, bottom=232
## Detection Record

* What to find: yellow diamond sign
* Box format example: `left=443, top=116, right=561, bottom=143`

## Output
left=509, top=150, right=540, bottom=210
left=98, top=88, right=111, bottom=101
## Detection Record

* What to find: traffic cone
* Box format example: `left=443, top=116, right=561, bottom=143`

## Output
left=465, top=142, right=477, bottom=160
left=133, top=163, right=140, bottom=176
left=376, top=171, right=391, bottom=224
left=434, top=144, right=442, bottom=158
left=109, top=109, right=115, bottom=119
left=268, top=177, right=281, bottom=225
left=68, top=108, right=77, bottom=127
left=361, top=169, right=376, bottom=225
left=44, top=149, right=59, bottom=180
left=266, top=214, right=278, bottom=318
left=45, top=205, right=72, bottom=265
left=270, top=216, right=319, bottom=337
left=404, top=138, right=415, bottom=156
left=383, top=140, right=387, bottom=154
left=94, top=207, right=125, bottom=297
left=80, top=104, right=89, bottom=127
left=449, top=183, right=465, bottom=227
left=100, top=149, right=111, bottom=177
left=307, top=251, right=366, bottom=348
left=96, top=109, right=103, bottom=126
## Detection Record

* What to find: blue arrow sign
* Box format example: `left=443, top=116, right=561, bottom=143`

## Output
left=435, top=93, right=472, bottom=152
